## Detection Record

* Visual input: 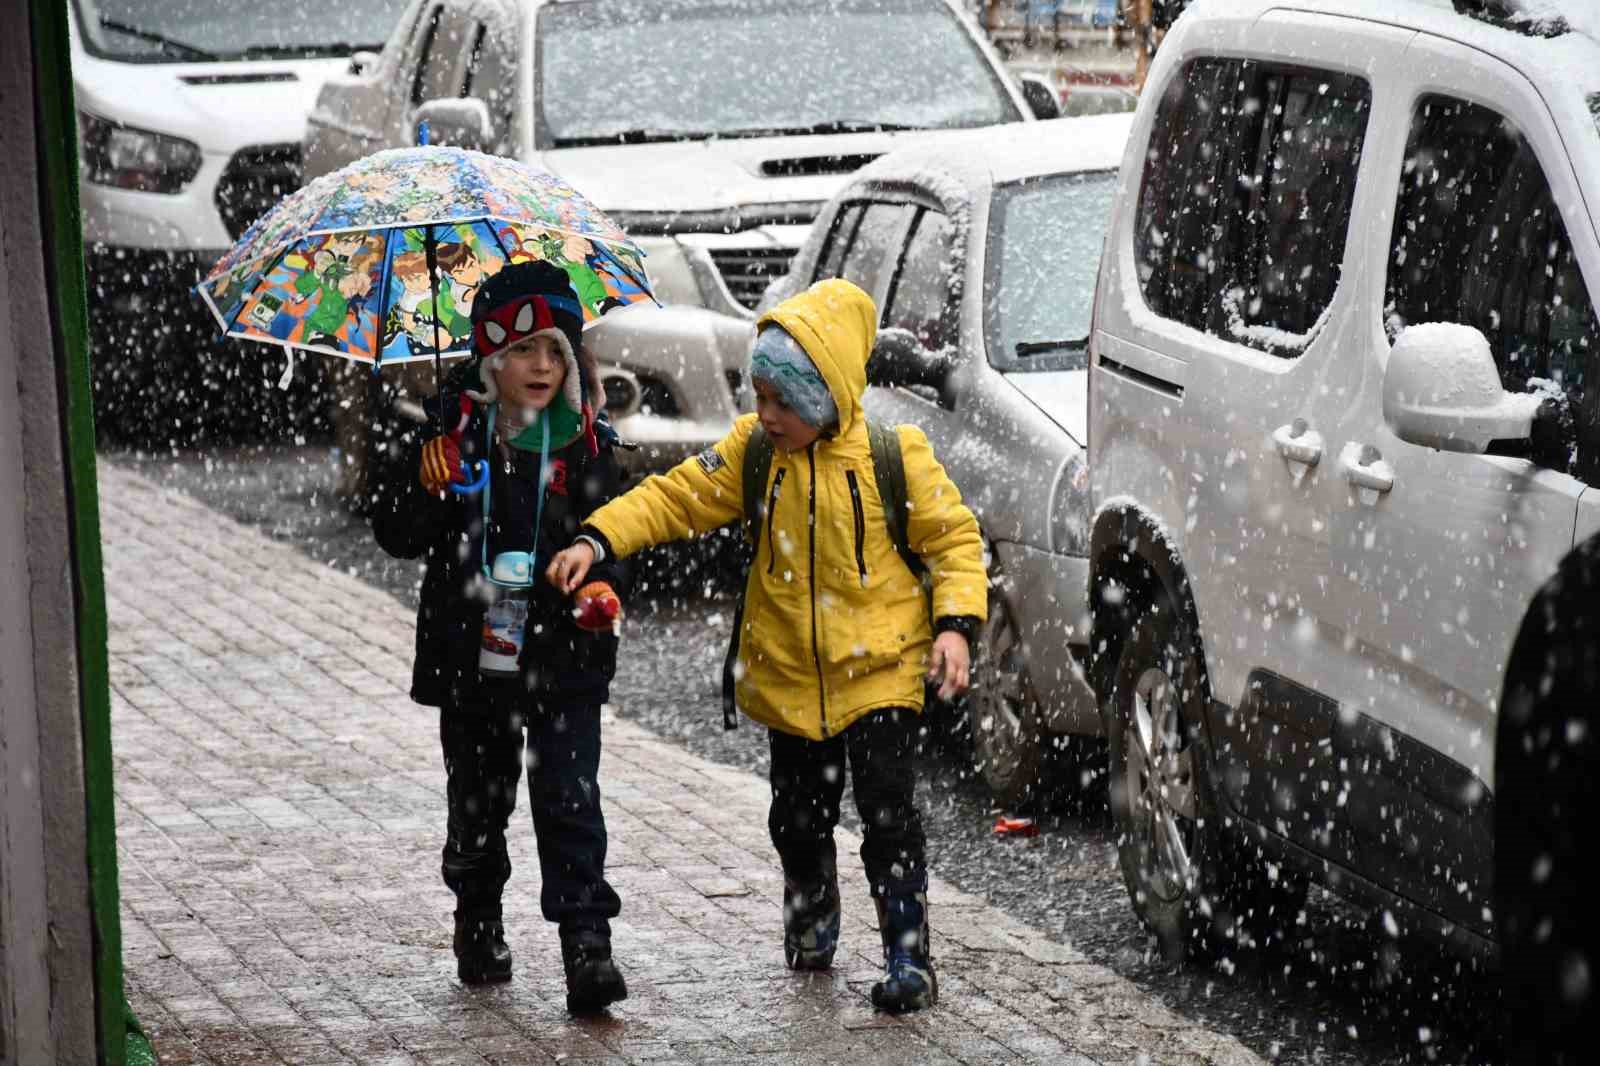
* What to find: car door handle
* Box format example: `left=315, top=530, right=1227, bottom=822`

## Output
left=1341, top=443, right=1395, bottom=494
left=1272, top=420, right=1324, bottom=467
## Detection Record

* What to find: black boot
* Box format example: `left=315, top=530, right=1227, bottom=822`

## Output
left=783, top=858, right=841, bottom=971
left=870, top=892, right=937, bottom=1012
left=561, top=930, right=627, bottom=1014
left=454, top=907, right=513, bottom=985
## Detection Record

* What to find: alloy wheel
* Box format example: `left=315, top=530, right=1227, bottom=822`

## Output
left=1121, top=664, right=1199, bottom=905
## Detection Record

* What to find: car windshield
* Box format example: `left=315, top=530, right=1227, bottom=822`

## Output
left=984, top=170, right=1117, bottom=373
left=72, top=0, right=405, bottom=63
left=537, top=0, right=1021, bottom=147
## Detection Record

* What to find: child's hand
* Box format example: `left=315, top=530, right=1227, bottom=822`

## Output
left=927, top=631, right=971, bottom=702
left=419, top=435, right=465, bottom=494
left=546, top=541, right=596, bottom=594
left=573, top=581, right=622, bottom=632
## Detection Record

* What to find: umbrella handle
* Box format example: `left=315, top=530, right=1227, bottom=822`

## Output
left=449, top=459, right=489, bottom=495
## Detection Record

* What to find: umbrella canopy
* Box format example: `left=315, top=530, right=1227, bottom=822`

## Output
left=197, top=146, right=654, bottom=368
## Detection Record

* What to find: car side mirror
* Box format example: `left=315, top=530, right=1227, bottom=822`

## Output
left=349, top=49, right=380, bottom=76
left=869, top=327, right=949, bottom=390
left=1018, top=74, right=1061, bottom=121
left=415, top=98, right=493, bottom=152
left=1383, top=323, right=1542, bottom=453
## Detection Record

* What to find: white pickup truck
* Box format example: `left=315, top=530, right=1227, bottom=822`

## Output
left=303, top=0, right=1056, bottom=481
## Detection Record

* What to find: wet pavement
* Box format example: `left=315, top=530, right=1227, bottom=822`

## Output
left=110, top=444, right=1506, bottom=1064
left=103, top=459, right=1270, bottom=1065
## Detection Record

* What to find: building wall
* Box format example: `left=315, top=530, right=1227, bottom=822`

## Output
left=0, top=0, right=103, bottom=1061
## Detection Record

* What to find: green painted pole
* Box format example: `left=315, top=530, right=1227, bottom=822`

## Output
left=26, top=0, right=137, bottom=1062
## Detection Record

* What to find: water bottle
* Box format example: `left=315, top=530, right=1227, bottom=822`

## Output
left=479, top=551, right=534, bottom=678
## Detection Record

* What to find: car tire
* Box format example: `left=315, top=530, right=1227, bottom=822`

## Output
left=970, top=586, right=1047, bottom=808
left=1104, top=591, right=1304, bottom=965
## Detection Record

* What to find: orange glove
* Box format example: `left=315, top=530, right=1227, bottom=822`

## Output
left=573, top=581, right=622, bottom=632
left=419, top=435, right=465, bottom=494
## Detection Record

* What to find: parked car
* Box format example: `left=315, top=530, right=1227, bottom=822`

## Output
left=303, top=0, right=1065, bottom=494
left=1087, top=0, right=1600, bottom=969
left=70, top=0, right=405, bottom=443
left=761, top=113, right=1135, bottom=804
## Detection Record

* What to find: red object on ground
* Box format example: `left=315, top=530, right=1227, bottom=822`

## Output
left=992, top=816, right=1039, bottom=837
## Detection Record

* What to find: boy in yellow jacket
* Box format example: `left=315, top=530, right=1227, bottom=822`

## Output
left=546, top=278, right=986, bottom=1011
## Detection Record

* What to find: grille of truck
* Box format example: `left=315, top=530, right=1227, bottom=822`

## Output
left=215, top=144, right=303, bottom=241
left=708, top=247, right=799, bottom=310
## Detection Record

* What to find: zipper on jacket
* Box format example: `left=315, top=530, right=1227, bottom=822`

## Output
left=807, top=445, right=828, bottom=737
left=764, top=467, right=786, bottom=575
left=846, top=470, right=868, bottom=588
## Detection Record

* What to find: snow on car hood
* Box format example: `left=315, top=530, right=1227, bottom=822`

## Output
left=1002, top=369, right=1088, bottom=447
left=539, top=128, right=990, bottom=216
left=71, top=52, right=348, bottom=155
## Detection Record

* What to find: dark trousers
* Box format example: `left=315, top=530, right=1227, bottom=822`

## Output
left=439, top=693, right=621, bottom=938
left=767, top=706, right=927, bottom=899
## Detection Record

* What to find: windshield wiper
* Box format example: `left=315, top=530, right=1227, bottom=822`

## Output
left=99, top=17, right=219, bottom=60
left=219, top=41, right=384, bottom=60
left=1015, top=338, right=1087, bottom=358
left=708, top=120, right=927, bottom=139
left=551, top=128, right=719, bottom=147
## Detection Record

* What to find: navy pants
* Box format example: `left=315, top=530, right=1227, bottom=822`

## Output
left=439, top=693, right=621, bottom=937
left=767, top=706, right=928, bottom=899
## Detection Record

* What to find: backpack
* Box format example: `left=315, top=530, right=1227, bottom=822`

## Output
left=719, top=419, right=926, bottom=729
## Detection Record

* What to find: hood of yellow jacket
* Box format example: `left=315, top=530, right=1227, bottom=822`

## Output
left=755, top=278, right=876, bottom=438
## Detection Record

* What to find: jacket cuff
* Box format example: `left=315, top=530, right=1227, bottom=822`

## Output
left=574, top=533, right=607, bottom=564
left=934, top=614, right=980, bottom=647
left=578, top=526, right=615, bottom=563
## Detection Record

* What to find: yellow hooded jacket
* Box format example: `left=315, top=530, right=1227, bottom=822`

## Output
left=585, top=278, right=987, bottom=740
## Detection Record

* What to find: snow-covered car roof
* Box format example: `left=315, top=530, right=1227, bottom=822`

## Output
left=838, top=111, right=1135, bottom=212
left=1186, top=0, right=1600, bottom=97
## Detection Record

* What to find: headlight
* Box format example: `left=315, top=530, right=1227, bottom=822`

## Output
left=79, top=113, right=202, bottom=194
left=1050, top=452, right=1092, bottom=557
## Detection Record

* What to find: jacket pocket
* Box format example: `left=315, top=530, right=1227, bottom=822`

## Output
left=846, top=470, right=868, bottom=588
left=764, top=467, right=787, bottom=575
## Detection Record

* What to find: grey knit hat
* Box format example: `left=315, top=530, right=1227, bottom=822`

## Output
left=749, top=324, right=838, bottom=430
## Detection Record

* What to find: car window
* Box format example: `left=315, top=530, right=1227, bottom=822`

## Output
left=815, top=204, right=866, bottom=283
left=463, top=22, right=517, bottom=146
left=836, top=202, right=914, bottom=304
left=884, top=209, right=957, bottom=351
left=1387, top=94, right=1600, bottom=485
left=985, top=171, right=1117, bottom=373
left=535, top=0, right=1021, bottom=148
left=414, top=7, right=474, bottom=105
left=1135, top=57, right=1371, bottom=358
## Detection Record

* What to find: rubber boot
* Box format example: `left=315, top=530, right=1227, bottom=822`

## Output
left=453, top=907, right=512, bottom=985
left=783, top=857, right=841, bottom=971
left=870, top=892, right=937, bottom=1012
left=561, top=930, right=627, bottom=1014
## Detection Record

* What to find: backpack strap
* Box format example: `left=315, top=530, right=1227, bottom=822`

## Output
left=723, top=425, right=775, bottom=731
left=866, top=419, right=927, bottom=580
left=741, top=425, right=775, bottom=547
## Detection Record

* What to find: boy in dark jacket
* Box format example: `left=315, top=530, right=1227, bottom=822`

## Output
left=372, top=261, right=629, bottom=1013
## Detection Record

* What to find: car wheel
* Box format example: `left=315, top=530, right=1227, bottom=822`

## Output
left=971, top=586, right=1046, bottom=807
left=1104, top=595, right=1304, bottom=965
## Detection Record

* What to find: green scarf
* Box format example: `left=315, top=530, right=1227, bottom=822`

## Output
left=507, top=393, right=583, bottom=452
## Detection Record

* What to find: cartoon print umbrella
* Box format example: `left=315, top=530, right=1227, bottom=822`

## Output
left=196, top=146, right=655, bottom=465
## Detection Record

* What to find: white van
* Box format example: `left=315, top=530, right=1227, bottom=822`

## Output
left=1087, top=0, right=1600, bottom=969
left=70, top=0, right=404, bottom=440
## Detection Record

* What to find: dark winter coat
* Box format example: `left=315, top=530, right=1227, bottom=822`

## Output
left=371, top=393, right=630, bottom=709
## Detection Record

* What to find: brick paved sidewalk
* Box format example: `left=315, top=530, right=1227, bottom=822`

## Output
left=103, top=463, right=1264, bottom=1066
